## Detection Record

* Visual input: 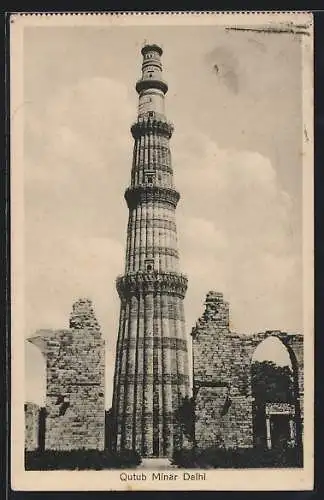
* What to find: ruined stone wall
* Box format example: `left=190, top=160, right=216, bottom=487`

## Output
left=192, top=291, right=304, bottom=450
left=28, top=299, right=105, bottom=451
left=285, top=334, right=304, bottom=426
left=25, top=402, right=40, bottom=451
left=194, top=387, right=253, bottom=449
left=192, top=292, right=254, bottom=449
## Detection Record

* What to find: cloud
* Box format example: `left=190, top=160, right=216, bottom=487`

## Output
left=25, top=76, right=134, bottom=189
left=173, top=128, right=302, bottom=334
left=24, top=76, right=134, bottom=407
left=25, top=233, right=124, bottom=407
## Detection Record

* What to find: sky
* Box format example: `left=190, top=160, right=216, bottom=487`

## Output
left=23, top=24, right=303, bottom=408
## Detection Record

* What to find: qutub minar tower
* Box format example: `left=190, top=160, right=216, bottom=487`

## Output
left=112, top=44, right=190, bottom=457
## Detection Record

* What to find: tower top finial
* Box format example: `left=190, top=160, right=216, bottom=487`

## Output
left=136, top=42, right=168, bottom=96
left=141, top=43, right=163, bottom=57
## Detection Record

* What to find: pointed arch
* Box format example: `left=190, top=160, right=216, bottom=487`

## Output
left=248, top=332, right=303, bottom=458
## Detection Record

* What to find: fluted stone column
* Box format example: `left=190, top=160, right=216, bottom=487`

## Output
left=112, top=44, right=190, bottom=457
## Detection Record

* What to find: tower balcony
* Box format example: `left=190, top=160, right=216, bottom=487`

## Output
left=136, top=77, right=168, bottom=95
left=124, top=184, right=180, bottom=210
left=131, top=117, right=173, bottom=139
left=116, top=270, right=188, bottom=299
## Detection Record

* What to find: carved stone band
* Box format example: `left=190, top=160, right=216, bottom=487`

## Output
left=117, top=411, right=176, bottom=420
left=131, top=162, right=173, bottom=176
left=130, top=247, right=179, bottom=259
left=118, top=373, right=190, bottom=385
left=116, top=271, right=188, bottom=299
left=120, top=337, right=188, bottom=351
left=125, top=185, right=180, bottom=209
left=133, top=218, right=177, bottom=231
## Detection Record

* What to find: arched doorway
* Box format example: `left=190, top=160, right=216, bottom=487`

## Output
left=251, top=336, right=301, bottom=453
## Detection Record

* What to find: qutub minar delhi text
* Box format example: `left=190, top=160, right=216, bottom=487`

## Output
left=25, top=44, right=304, bottom=462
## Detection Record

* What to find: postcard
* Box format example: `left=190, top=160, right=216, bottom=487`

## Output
left=10, top=11, right=314, bottom=491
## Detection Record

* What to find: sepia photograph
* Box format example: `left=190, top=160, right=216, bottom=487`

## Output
left=10, top=11, right=314, bottom=491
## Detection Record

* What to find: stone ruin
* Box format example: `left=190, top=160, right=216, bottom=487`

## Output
left=192, top=291, right=303, bottom=452
left=25, top=292, right=303, bottom=456
left=25, top=298, right=105, bottom=451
